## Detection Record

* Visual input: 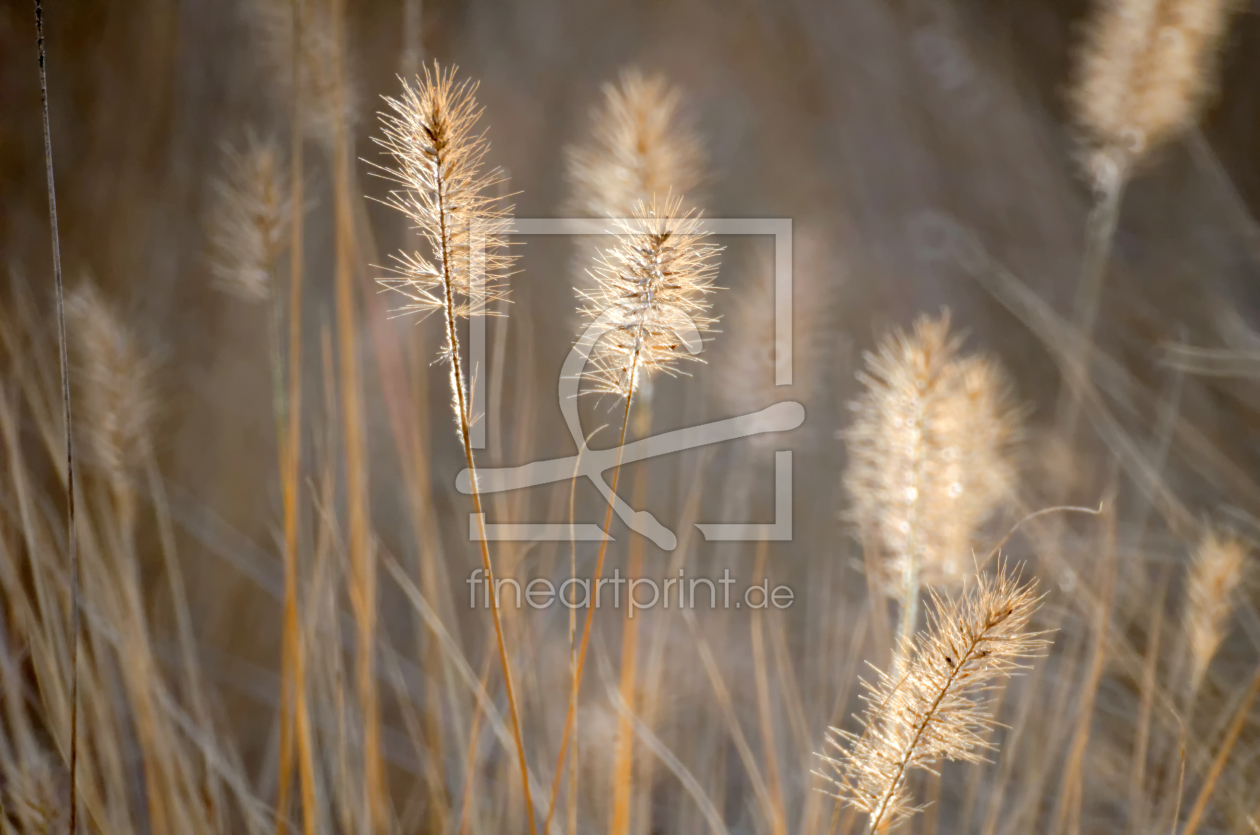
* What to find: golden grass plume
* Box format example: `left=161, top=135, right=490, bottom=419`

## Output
left=246, top=0, right=355, bottom=146
left=374, top=62, right=514, bottom=330
left=1184, top=528, right=1248, bottom=695
left=205, top=130, right=291, bottom=302
left=816, top=565, right=1048, bottom=832
left=567, top=69, right=705, bottom=219
left=579, top=195, right=721, bottom=397
left=844, top=311, right=1021, bottom=591
left=1071, top=0, right=1239, bottom=178
left=65, top=279, right=154, bottom=488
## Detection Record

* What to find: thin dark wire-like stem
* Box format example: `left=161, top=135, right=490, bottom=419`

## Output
left=33, top=4, right=77, bottom=832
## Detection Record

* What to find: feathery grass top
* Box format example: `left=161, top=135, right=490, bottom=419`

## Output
left=578, top=196, right=721, bottom=397
left=567, top=70, right=705, bottom=219
left=1072, top=0, right=1239, bottom=178
left=817, top=566, right=1047, bottom=831
left=206, top=132, right=290, bottom=302
left=375, top=64, right=514, bottom=329
left=66, top=280, right=154, bottom=486
left=844, top=313, right=1020, bottom=590
left=1185, top=529, right=1248, bottom=695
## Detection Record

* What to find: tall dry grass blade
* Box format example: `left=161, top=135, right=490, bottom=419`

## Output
left=843, top=312, right=1021, bottom=658
left=329, top=0, right=385, bottom=827
left=1179, top=663, right=1260, bottom=835
left=816, top=565, right=1048, bottom=833
left=374, top=61, right=532, bottom=835
left=31, top=5, right=78, bottom=826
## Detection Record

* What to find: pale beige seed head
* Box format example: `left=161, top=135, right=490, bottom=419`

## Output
left=206, top=131, right=291, bottom=302
left=374, top=63, right=515, bottom=331
left=816, top=565, right=1047, bottom=830
left=579, top=196, right=721, bottom=398
left=844, top=313, right=1021, bottom=591
left=66, top=280, right=155, bottom=486
left=1072, top=0, right=1238, bottom=178
left=567, top=69, right=705, bottom=219
left=1185, top=529, right=1247, bottom=693
left=245, top=0, right=355, bottom=147
left=718, top=239, right=832, bottom=441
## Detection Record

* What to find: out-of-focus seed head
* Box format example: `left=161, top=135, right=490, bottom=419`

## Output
left=1185, top=529, right=1248, bottom=694
left=844, top=312, right=1021, bottom=591
left=206, top=131, right=291, bottom=302
left=1071, top=0, right=1239, bottom=181
left=567, top=69, right=705, bottom=220
left=66, top=280, right=155, bottom=487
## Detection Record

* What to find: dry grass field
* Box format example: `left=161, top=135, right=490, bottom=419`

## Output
left=3, top=0, right=1260, bottom=832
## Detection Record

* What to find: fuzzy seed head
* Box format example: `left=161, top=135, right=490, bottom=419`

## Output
left=206, top=132, right=291, bottom=302
left=844, top=313, right=1021, bottom=591
left=567, top=69, right=705, bottom=219
left=66, top=280, right=155, bottom=486
left=719, top=237, right=832, bottom=439
left=1185, top=530, right=1247, bottom=693
left=816, top=566, right=1047, bottom=831
left=579, top=196, right=721, bottom=397
left=1072, top=0, right=1238, bottom=177
left=246, top=0, right=355, bottom=147
left=375, top=63, right=515, bottom=330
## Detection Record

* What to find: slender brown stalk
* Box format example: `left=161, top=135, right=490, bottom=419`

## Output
left=542, top=198, right=719, bottom=832
left=31, top=5, right=77, bottom=830
left=329, top=0, right=384, bottom=827
left=1180, top=662, right=1260, bottom=835
left=374, top=63, right=532, bottom=833
left=274, top=1, right=317, bottom=831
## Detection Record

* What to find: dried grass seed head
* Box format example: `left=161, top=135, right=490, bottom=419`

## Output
left=1185, top=529, right=1248, bottom=692
left=206, top=131, right=291, bottom=302
left=1072, top=0, right=1239, bottom=179
left=245, top=0, right=356, bottom=147
left=567, top=69, right=705, bottom=219
left=66, top=280, right=155, bottom=486
left=579, top=196, right=721, bottom=398
left=844, top=312, right=1021, bottom=591
left=816, top=565, right=1047, bottom=831
left=375, top=63, right=514, bottom=326
left=719, top=235, right=834, bottom=436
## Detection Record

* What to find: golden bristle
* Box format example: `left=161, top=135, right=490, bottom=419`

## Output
left=579, top=196, right=722, bottom=398
left=815, top=565, right=1048, bottom=831
left=1184, top=529, right=1248, bottom=695
left=567, top=69, right=705, bottom=219
left=374, top=63, right=514, bottom=333
left=844, top=312, right=1021, bottom=591
left=65, top=280, right=155, bottom=487
left=1072, top=0, right=1239, bottom=177
left=205, top=131, right=290, bottom=302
